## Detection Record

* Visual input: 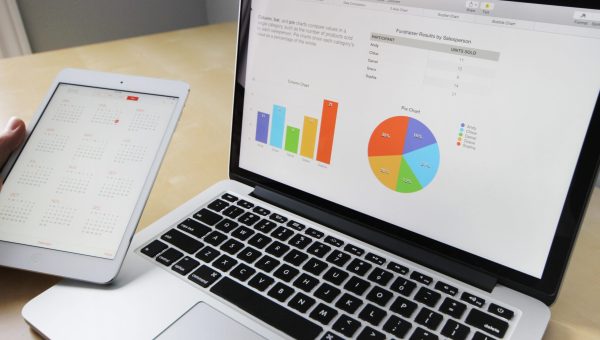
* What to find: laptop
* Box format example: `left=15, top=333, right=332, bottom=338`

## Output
left=23, top=0, right=600, bottom=339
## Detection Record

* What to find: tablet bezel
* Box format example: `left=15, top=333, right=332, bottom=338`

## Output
left=0, top=68, right=189, bottom=283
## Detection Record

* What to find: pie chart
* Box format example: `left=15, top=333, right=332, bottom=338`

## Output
left=368, top=116, right=439, bottom=193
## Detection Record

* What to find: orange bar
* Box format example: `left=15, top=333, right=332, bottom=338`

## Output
left=316, top=100, right=338, bottom=164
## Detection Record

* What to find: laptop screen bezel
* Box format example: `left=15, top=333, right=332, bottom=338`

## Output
left=229, top=0, right=600, bottom=305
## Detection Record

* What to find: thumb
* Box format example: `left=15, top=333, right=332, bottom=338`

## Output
left=0, top=117, right=26, bottom=169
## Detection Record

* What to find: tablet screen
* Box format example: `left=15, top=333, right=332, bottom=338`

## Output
left=0, top=84, right=178, bottom=259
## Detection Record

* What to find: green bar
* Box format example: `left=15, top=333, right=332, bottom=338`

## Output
left=284, top=126, right=300, bottom=154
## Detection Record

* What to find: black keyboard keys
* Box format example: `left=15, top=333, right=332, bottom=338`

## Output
left=215, top=218, right=238, bottom=233
left=326, top=250, right=351, bottom=267
left=488, top=303, right=514, bottom=320
left=287, top=220, right=305, bottom=231
left=237, top=246, right=262, bottom=264
left=255, top=255, right=280, bottom=273
left=365, top=253, right=386, bottom=266
left=333, top=315, right=361, bottom=337
left=289, top=234, right=312, bottom=249
left=171, top=256, right=200, bottom=275
left=435, top=281, right=458, bottom=296
left=274, top=263, right=300, bottom=282
left=272, top=226, right=294, bottom=241
left=270, top=213, right=288, bottom=224
left=387, top=261, right=409, bottom=275
left=237, top=199, right=254, bottom=209
left=390, top=277, right=417, bottom=296
left=307, top=241, right=331, bottom=258
left=161, top=229, right=203, bottom=254
left=204, top=230, right=228, bottom=247
left=195, top=246, right=220, bottom=263
left=347, top=258, right=372, bottom=276
left=314, top=283, right=341, bottom=303
left=211, top=277, right=323, bottom=340
left=324, top=235, right=343, bottom=247
left=213, top=254, right=238, bottom=272
left=344, top=276, right=371, bottom=296
left=207, top=199, right=229, bottom=212
left=288, top=292, right=316, bottom=313
left=461, top=292, right=485, bottom=308
left=368, top=268, right=393, bottom=286
left=344, top=243, right=364, bottom=256
left=177, top=218, right=211, bottom=239
left=248, top=272, right=274, bottom=291
left=305, top=227, right=324, bottom=239
left=284, top=249, right=309, bottom=266
left=255, top=219, right=277, bottom=233
left=414, top=287, right=442, bottom=307
left=390, top=296, right=418, bottom=318
left=293, top=273, right=320, bottom=292
left=194, top=208, right=222, bottom=226
left=156, top=248, right=183, bottom=266
left=411, top=271, right=433, bottom=285
left=268, top=282, right=295, bottom=302
left=188, top=265, right=221, bottom=288
left=221, top=193, right=238, bottom=202
left=231, top=225, right=254, bottom=241
left=230, top=263, right=256, bottom=281
left=248, top=233, right=272, bottom=249
left=439, top=297, right=467, bottom=319
left=465, top=309, right=508, bottom=338
left=323, top=267, right=349, bottom=285
left=265, top=241, right=290, bottom=257
left=220, top=238, right=244, bottom=255
left=252, top=206, right=270, bottom=216
left=358, top=326, right=385, bottom=340
left=222, top=205, right=244, bottom=219
left=383, top=315, right=412, bottom=338
left=141, top=239, right=168, bottom=257
left=310, top=303, right=338, bottom=325
left=336, top=293, right=363, bottom=314
left=415, top=307, right=443, bottom=331
left=238, top=212, right=260, bottom=226
left=441, top=319, right=470, bottom=340
left=410, top=327, right=439, bottom=340
left=366, top=286, right=393, bottom=307
left=359, top=304, right=387, bottom=326
left=303, top=258, right=328, bottom=276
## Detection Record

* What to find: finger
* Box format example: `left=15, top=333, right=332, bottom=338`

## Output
left=0, top=117, right=27, bottom=167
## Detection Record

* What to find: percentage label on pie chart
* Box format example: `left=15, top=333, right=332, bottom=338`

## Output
left=368, top=116, right=440, bottom=193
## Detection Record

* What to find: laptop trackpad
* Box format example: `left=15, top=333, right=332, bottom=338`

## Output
left=155, top=302, right=266, bottom=340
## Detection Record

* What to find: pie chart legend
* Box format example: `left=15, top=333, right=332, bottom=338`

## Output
left=368, top=116, right=440, bottom=193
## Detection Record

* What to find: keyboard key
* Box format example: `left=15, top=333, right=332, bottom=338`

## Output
left=415, top=287, right=441, bottom=308
left=274, top=263, right=300, bottom=282
left=272, top=226, right=294, bottom=241
left=248, top=233, right=272, bottom=249
left=215, top=218, right=239, bottom=233
left=488, top=303, right=514, bottom=320
left=204, top=230, right=228, bottom=247
left=238, top=212, right=260, bottom=226
left=473, top=331, right=496, bottom=340
left=288, top=234, right=312, bottom=249
left=383, top=315, right=412, bottom=338
left=293, top=273, right=320, bottom=292
left=265, top=241, right=290, bottom=257
left=211, top=277, right=322, bottom=339
left=435, top=281, right=458, bottom=296
left=288, top=292, right=316, bottom=313
left=368, top=268, right=393, bottom=286
left=415, top=307, right=443, bottom=331
left=252, top=206, right=270, bottom=216
left=213, top=254, right=238, bottom=271
left=305, top=227, right=324, bottom=239
left=332, top=314, right=361, bottom=337
left=410, top=271, right=433, bottom=285
left=220, top=238, right=244, bottom=255
left=221, top=193, right=238, bottom=202
left=230, top=263, right=255, bottom=281
left=390, top=296, right=418, bottom=318
left=410, top=327, right=439, bottom=340
left=268, top=282, right=295, bottom=302
left=347, top=258, right=372, bottom=276
left=269, top=213, right=288, bottom=223
left=248, top=272, right=274, bottom=291
left=365, top=253, right=386, bottom=266
left=188, top=265, right=221, bottom=288
left=326, top=250, right=351, bottom=267
left=441, top=319, right=470, bottom=340
left=387, top=261, right=409, bottom=275
left=193, top=208, right=222, bottom=226
left=359, top=304, right=387, bottom=326
left=287, top=220, right=306, bottom=231
left=345, top=276, right=371, bottom=296
left=344, top=243, right=364, bottom=256
left=461, top=292, right=485, bottom=308
left=171, top=256, right=200, bottom=276
left=237, top=246, right=262, bottom=264
left=254, top=219, right=277, bottom=233
left=237, top=199, right=254, bottom=209
left=307, top=241, right=332, bottom=258
left=335, top=293, right=363, bottom=314
left=465, top=309, right=508, bottom=338
left=161, top=229, right=204, bottom=254
left=231, top=225, right=254, bottom=241
left=390, top=277, right=417, bottom=296
left=439, top=297, right=467, bottom=319
left=310, top=303, right=338, bottom=325
left=320, top=332, right=343, bottom=340
left=255, top=255, right=280, bottom=273
left=284, top=249, right=309, bottom=266
left=314, top=283, right=341, bottom=303
left=156, top=248, right=183, bottom=266
left=177, top=218, right=211, bottom=239
left=222, top=205, right=244, bottom=219
left=303, top=258, right=328, bottom=275
left=141, top=239, right=168, bottom=257
left=366, top=286, right=393, bottom=307
left=207, top=199, right=229, bottom=212
left=323, top=267, right=349, bottom=285
left=357, top=326, right=385, bottom=340
left=324, top=235, right=343, bottom=247
left=195, top=246, right=220, bottom=263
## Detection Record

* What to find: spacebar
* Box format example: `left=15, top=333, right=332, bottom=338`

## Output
left=211, top=277, right=323, bottom=340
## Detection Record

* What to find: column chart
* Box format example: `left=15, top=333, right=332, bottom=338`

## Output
left=254, top=99, right=338, bottom=165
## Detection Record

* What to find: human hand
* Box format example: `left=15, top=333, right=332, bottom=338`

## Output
left=0, top=117, right=26, bottom=190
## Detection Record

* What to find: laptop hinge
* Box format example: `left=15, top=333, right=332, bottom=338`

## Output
left=251, top=186, right=498, bottom=292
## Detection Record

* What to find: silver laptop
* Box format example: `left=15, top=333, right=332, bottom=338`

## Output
left=23, top=0, right=600, bottom=339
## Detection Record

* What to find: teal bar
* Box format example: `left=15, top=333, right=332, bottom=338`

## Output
left=269, top=105, right=286, bottom=148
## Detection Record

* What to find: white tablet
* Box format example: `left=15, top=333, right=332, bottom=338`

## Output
left=0, top=68, right=189, bottom=283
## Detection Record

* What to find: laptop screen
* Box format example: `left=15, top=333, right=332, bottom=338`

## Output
left=237, top=0, right=600, bottom=279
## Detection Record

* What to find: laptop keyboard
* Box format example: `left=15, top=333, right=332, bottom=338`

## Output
left=138, top=192, right=518, bottom=340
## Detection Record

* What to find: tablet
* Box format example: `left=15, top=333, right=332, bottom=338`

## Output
left=0, top=68, right=189, bottom=283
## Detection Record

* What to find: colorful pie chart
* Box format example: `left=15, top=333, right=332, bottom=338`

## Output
left=368, top=116, right=440, bottom=193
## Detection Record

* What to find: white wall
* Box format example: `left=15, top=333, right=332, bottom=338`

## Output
left=206, top=0, right=239, bottom=24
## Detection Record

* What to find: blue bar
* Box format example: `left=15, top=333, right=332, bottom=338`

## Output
left=269, top=105, right=286, bottom=148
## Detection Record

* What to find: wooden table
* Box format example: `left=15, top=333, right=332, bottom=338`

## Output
left=0, top=22, right=598, bottom=339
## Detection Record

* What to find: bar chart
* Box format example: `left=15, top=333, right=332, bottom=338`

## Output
left=255, top=99, right=338, bottom=164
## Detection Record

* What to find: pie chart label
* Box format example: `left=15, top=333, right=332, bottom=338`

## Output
left=368, top=116, right=439, bottom=193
